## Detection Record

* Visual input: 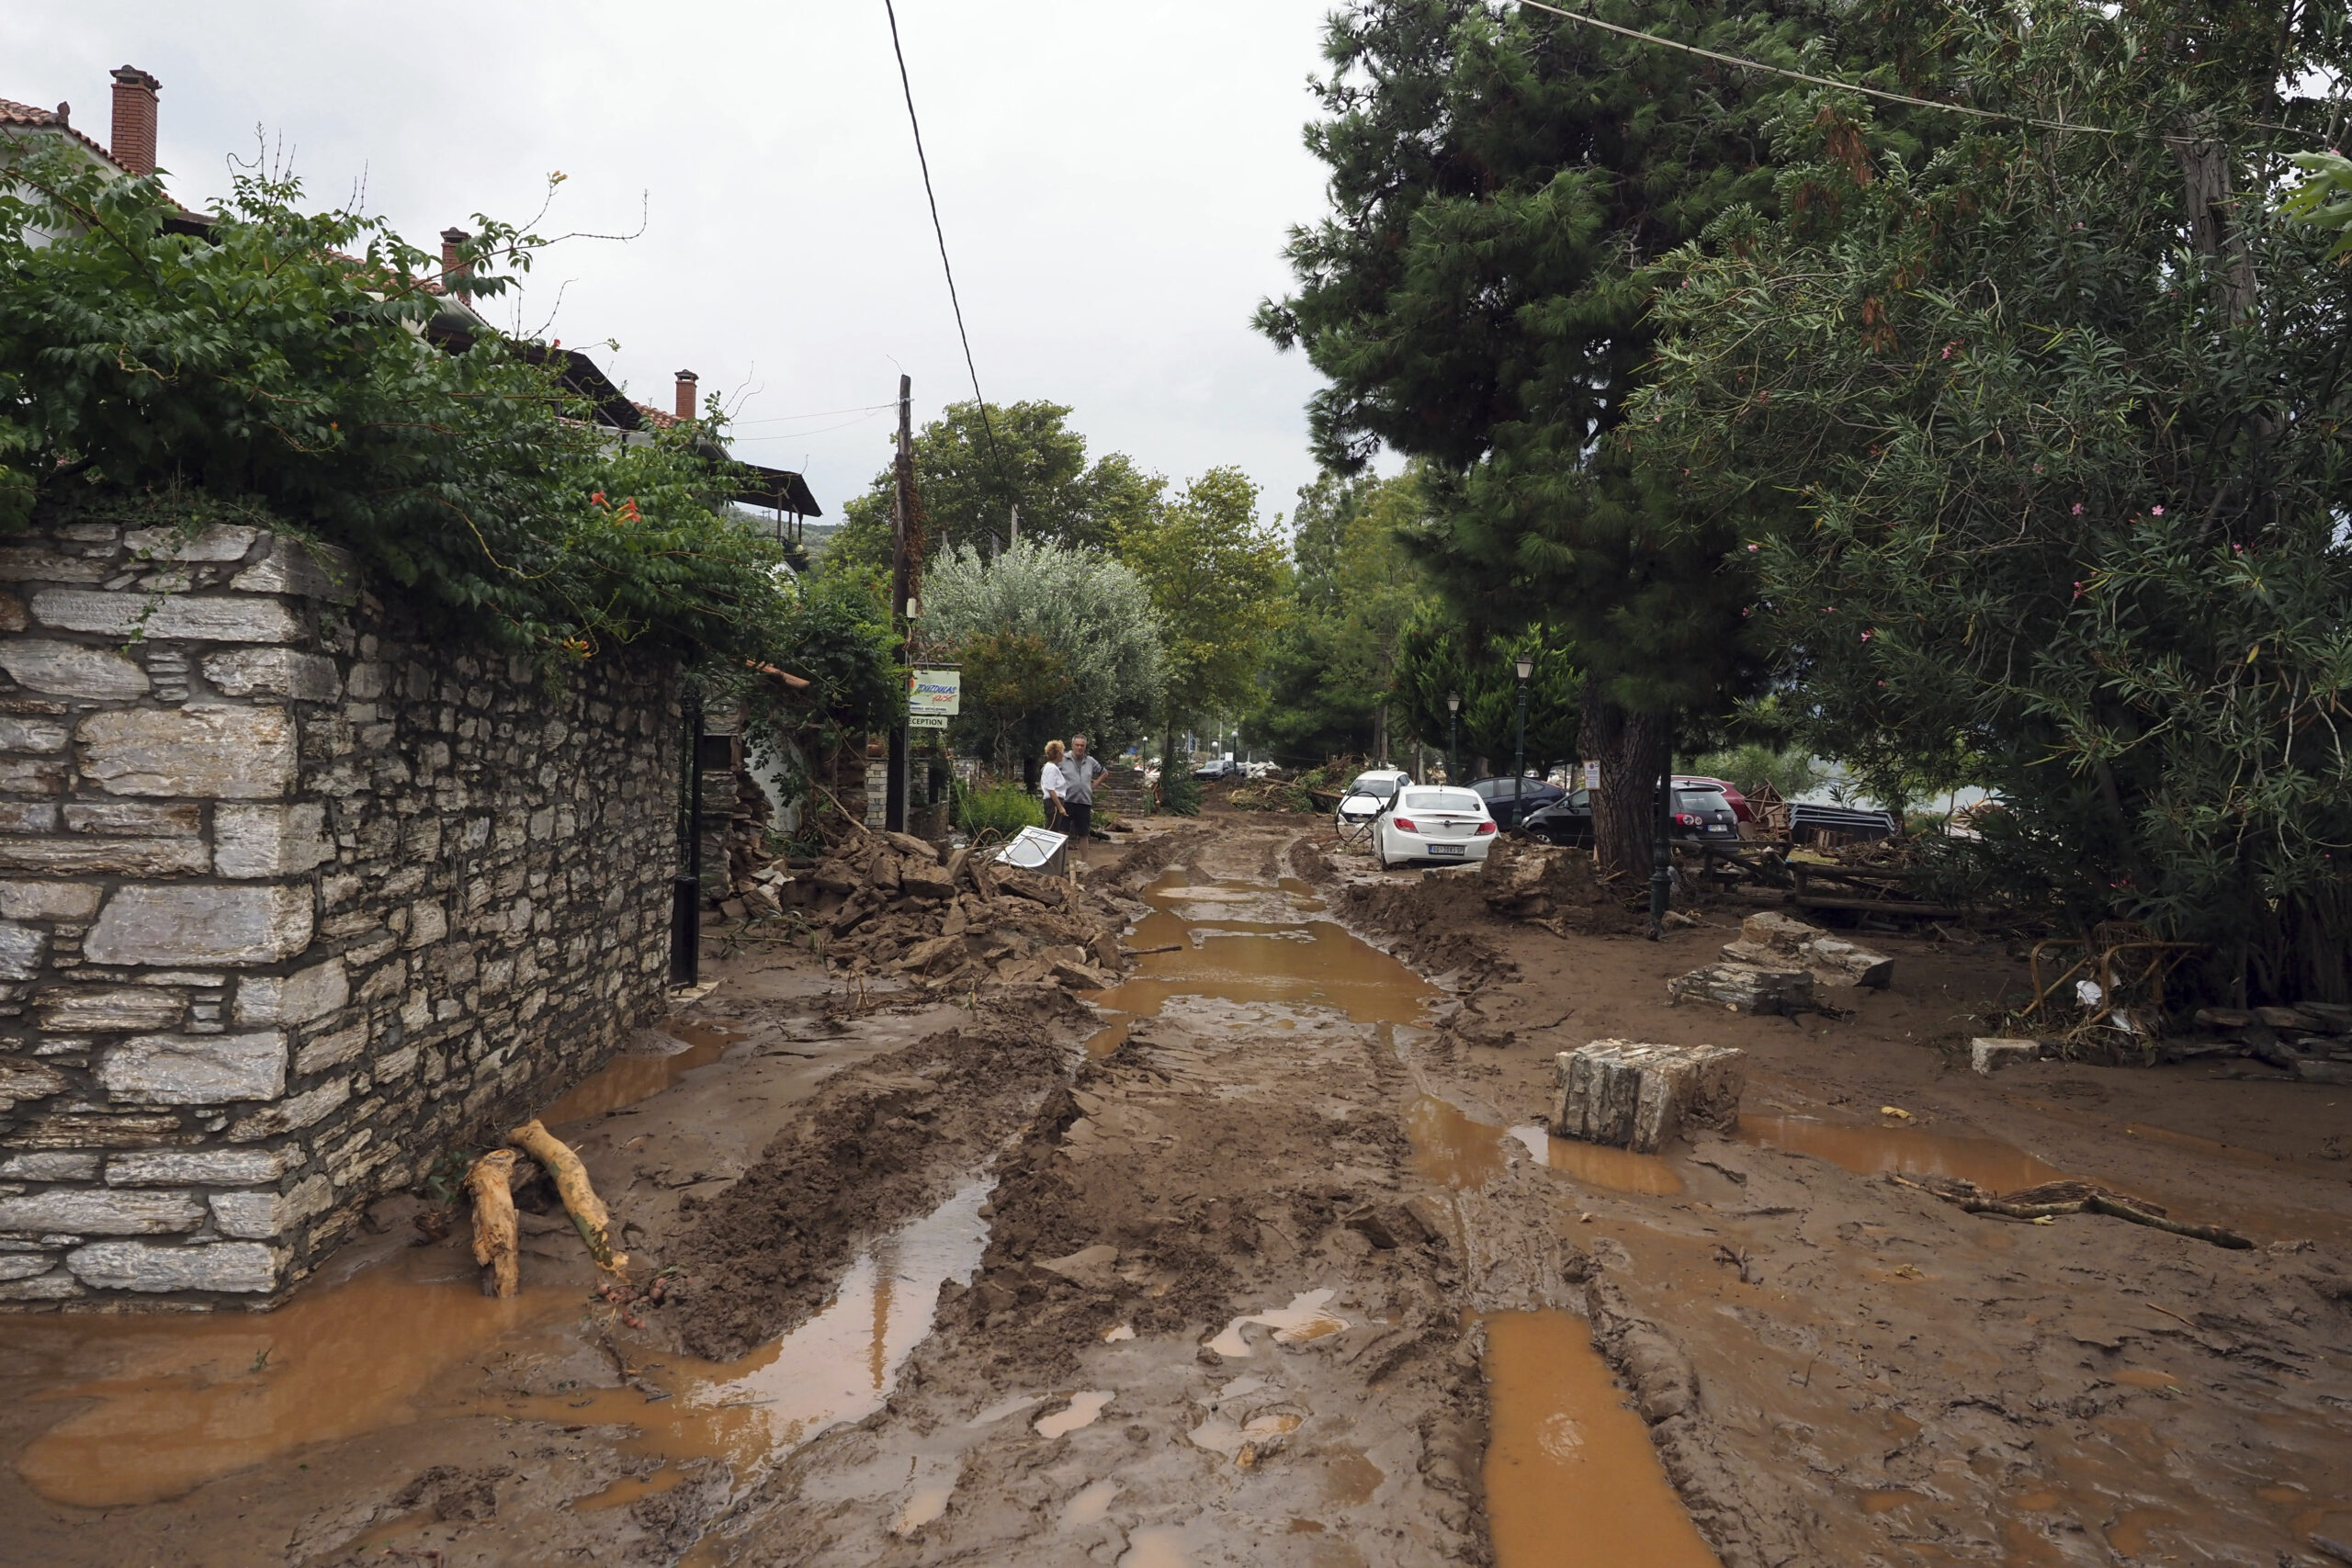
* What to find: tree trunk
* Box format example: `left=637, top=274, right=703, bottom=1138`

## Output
left=1579, top=674, right=1671, bottom=879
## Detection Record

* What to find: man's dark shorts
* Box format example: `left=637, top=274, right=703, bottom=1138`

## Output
left=1065, top=802, right=1092, bottom=843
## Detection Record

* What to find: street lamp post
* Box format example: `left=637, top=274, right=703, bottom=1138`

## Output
left=1649, top=736, right=1676, bottom=939
left=1511, top=654, right=1533, bottom=831
left=1445, top=692, right=1461, bottom=787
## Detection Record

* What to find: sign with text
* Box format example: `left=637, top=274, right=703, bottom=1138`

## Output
left=1582, top=761, right=1601, bottom=791
left=909, top=667, right=961, bottom=719
left=908, top=713, right=948, bottom=729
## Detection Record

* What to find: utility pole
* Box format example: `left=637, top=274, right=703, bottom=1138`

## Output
left=888, top=375, right=913, bottom=833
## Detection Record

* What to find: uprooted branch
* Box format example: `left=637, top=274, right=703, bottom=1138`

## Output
left=509, top=1118, right=628, bottom=1275
left=465, top=1147, right=523, bottom=1298
left=1891, top=1173, right=2251, bottom=1250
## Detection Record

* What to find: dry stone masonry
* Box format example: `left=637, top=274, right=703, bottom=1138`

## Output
left=0, top=509, right=681, bottom=1307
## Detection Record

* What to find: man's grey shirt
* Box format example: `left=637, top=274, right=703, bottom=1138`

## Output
left=1061, top=754, right=1105, bottom=805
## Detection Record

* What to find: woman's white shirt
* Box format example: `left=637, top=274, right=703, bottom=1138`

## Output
left=1039, top=761, right=1066, bottom=798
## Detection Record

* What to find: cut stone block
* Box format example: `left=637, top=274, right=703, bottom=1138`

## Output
left=66, top=1239, right=277, bottom=1292
left=97, top=1031, right=287, bottom=1105
left=1722, top=911, right=1894, bottom=989
left=36, top=987, right=188, bottom=1033
left=0, top=1057, right=68, bottom=1111
left=0, top=638, right=150, bottom=698
left=1554, top=1039, right=1747, bottom=1154
left=1668, top=962, right=1815, bottom=1015
left=0, top=1188, right=204, bottom=1235
left=31, top=587, right=301, bottom=642
left=2295, top=1058, right=2352, bottom=1086
left=202, top=646, right=342, bottom=700
left=85, top=882, right=314, bottom=965
left=106, top=1148, right=288, bottom=1186
left=76, top=705, right=299, bottom=799
left=1970, top=1037, right=2041, bottom=1076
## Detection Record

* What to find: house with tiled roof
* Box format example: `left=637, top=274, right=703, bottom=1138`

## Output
left=0, top=64, right=156, bottom=176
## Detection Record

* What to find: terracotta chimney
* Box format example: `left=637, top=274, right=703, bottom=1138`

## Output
left=440, top=227, right=470, bottom=291
left=674, top=370, right=698, bottom=423
left=108, top=66, right=160, bottom=176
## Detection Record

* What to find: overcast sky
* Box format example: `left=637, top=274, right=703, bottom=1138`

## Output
left=6, top=2, right=1342, bottom=531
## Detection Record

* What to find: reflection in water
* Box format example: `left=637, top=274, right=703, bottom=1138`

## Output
left=539, top=1019, right=749, bottom=1126
left=17, top=1180, right=993, bottom=1509
left=1733, top=1114, right=2066, bottom=1193
left=1407, top=1095, right=1510, bottom=1190
left=1481, top=1312, right=1722, bottom=1568
left=1509, top=1125, right=1686, bottom=1196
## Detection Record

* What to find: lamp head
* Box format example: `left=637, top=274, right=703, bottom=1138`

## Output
left=1446, top=691, right=1461, bottom=713
left=1514, top=655, right=1534, bottom=682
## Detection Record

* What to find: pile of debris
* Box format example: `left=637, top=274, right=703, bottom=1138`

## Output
left=1668, top=910, right=1895, bottom=1016
left=798, top=827, right=1135, bottom=993
left=2188, top=1003, right=2352, bottom=1084
left=1477, top=836, right=1635, bottom=933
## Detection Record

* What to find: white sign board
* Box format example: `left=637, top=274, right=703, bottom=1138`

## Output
left=908, top=713, right=948, bottom=729
left=909, top=667, right=961, bottom=719
left=1582, top=761, right=1601, bottom=791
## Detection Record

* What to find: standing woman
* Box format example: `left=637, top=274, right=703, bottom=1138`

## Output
left=1039, top=739, right=1068, bottom=832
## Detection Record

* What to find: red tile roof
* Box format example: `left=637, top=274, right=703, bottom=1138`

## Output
left=632, top=401, right=683, bottom=432
left=0, top=96, right=128, bottom=172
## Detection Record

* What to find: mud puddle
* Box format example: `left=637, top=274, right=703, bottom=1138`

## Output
left=1732, top=1112, right=2065, bottom=1192
left=1406, top=1093, right=1683, bottom=1197
left=539, top=1018, right=752, bottom=1126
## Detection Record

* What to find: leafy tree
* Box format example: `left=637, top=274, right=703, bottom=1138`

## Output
left=1250, top=471, right=1433, bottom=765
left=1635, top=2, right=2352, bottom=1002
left=1115, top=467, right=1291, bottom=767
left=1258, top=0, right=1914, bottom=873
left=0, top=144, right=791, bottom=665
left=921, top=540, right=1165, bottom=778
left=828, top=400, right=1165, bottom=573
left=1389, top=609, right=1579, bottom=779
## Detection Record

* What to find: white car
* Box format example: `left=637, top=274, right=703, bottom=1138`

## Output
left=1334, top=769, right=1413, bottom=834
left=1374, top=786, right=1497, bottom=869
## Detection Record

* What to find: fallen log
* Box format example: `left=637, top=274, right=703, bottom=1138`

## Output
left=1890, top=1173, right=2250, bottom=1250
left=508, top=1118, right=628, bottom=1274
left=466, top=1147, right=523, bottom=1298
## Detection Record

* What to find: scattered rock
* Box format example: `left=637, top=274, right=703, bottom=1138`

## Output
left=1970, top=1037, right=2041, bottom=1076
left=1554, top=1039, right=1747, bottom=1154
left=1668, top=962, right=1815, bottom=1016
left=1722, top=910, right=1893, bottom=989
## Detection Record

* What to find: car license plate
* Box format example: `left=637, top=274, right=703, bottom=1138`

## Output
left=1429, top=843, right=1465, bottom=856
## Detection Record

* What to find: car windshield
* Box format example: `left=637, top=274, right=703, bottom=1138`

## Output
left=1402, top=789, right=1481, bottom=812
left=1675, top=790, right=1725, bottom=813
left=1347, top=776, right=1399, bottom=799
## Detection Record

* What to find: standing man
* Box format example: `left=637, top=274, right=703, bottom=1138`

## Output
left=1060, top=734, right=1106, bottom=862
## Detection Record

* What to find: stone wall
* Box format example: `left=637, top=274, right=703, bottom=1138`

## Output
left=0, top=511, right=681, bottom=1307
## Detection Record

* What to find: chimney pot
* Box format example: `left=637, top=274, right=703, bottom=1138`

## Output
left=108, top=66, right=160, bottom=176
left=440, top=228, right=470, bottom=291
left=674, top=370, right=699, bottom=423
left=55, top=102, right=70, bottom=126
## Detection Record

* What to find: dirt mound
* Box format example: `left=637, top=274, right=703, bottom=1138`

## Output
left=1476, top=837, right=1645, bottom=935
left=1088, top=819, right=1215, bottom=894
left=1325, top=870, right=1520, bottom=984
left=657, top=994, right=1088, bottom=1360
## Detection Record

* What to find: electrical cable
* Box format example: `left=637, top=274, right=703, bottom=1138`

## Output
left=881, top=0, right=1025, bottom=547
left=1513, top=0, right=2327, bottom=144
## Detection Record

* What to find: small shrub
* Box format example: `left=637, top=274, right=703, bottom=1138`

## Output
left=1158, top=771, right=1203, bottom=817
left=956, top=778, right=1043, bottom=840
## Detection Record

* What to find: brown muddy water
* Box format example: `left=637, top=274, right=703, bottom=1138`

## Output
left=1731, top=1112, right=2066, bottom=1192
left=1087, top=868, right=1721, bottom=1568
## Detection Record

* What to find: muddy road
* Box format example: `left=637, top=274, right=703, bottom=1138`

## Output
left=3, top=818, right=2349, bottom=1567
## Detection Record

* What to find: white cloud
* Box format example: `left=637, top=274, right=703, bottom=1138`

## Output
left=5, top=0, right=1338, bottom=526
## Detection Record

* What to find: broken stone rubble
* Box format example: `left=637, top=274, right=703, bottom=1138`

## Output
left=1722, top=910, right=1894, bottom=989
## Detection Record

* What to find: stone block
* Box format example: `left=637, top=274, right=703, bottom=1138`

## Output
left=0, top=1189, right=204, bottom=1235
left=214, top=804, right=333, bottom=877
left=0, top=836, right=210, bottom=875
left=0, top=638, right=150, bottom=699
left=232, top=958, right=348, bottom=1027
left=5, top=1112, right=192, bottom=1149
left=0, top=883, right=102, bottom=920
left=65, top=801, right=206, bottom=837
left=227, top=1077, right=349, bottom=1142
left=406, top=900, right=448, bottom=948
left=232, top=539, right=360, bottom=604
left=97, top=1031, right=286, bottom=1104
left=1970, top=1037, right=2041, bottom=1076
left=29, top=588, right=302, bottom=643
left=76, top=705, right=299, bottom=799
left=0, top=1057, right=69, bottom=1111
left=1723, top=911, right=1894, bottom=989
left=1554, top=1040, right=1747, bottom=1155
left=0, top=758, right=67, bottom=793
left=0, top=802, right=57, bottom=833
left=0, top=1254, right=59, bottom=1280
left=0, top=716, right=70, bottom=752
left=0, top=1153, right=101, bottom=1182
left=122, top=525, right=259, bottom=562
left=2296, top=1058, right=2352, bottom=1086
left=106, top=1148, right=287, bottom=1186
left=85, top=883, right=314, bottom=965
left=1668, top=963, right=1815, bottom=1015
left=0, top=919, right=44, bottom=980
left=0, top=546, right=111, bottom=582
left=67, top=1239, right=277, bottom=1292
left=202, top=647, right=341, bottom=701
left=209, top=1190, right=290, bottom=1239
left=0, top=1269, right=79, bottom=1300
left=0, top=589, right=21, bottom=631
left=37, top=987, right=187, bottom=1033
left=293, top=1022, right=368, bottom=1074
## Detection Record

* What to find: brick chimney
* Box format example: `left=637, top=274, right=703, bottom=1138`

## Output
left=108, top=66, right=160, bottom=176
left=440, top=228, right=470, bottom=292
left=674, top=370, right=698, bottom=423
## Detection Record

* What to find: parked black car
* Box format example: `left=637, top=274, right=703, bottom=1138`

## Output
left=1468, top=774, right=1566, bottom=830
left=1523, top=785, right=1742, bottom=847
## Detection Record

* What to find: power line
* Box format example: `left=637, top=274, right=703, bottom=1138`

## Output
left=881, top=0, right=1024, bottom=547
left=1513, top=0, right=2327, bottom=144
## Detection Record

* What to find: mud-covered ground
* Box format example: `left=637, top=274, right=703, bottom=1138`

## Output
left=3, top=814, right=2348, bottom=1568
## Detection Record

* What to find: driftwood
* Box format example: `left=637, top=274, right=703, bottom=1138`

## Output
left=465, top=1148, right=523, bottom=1298
left=1891, top=1173, right=2251, bottom=1250
left=508, top=1118, right=628, bottom=1275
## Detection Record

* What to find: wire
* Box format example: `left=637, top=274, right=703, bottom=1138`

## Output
left=730, top=400, right=902, bottom=428
left=881, top=0, right=1025, bottom=546
left=1513, top=0, right=2327, bottom=144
